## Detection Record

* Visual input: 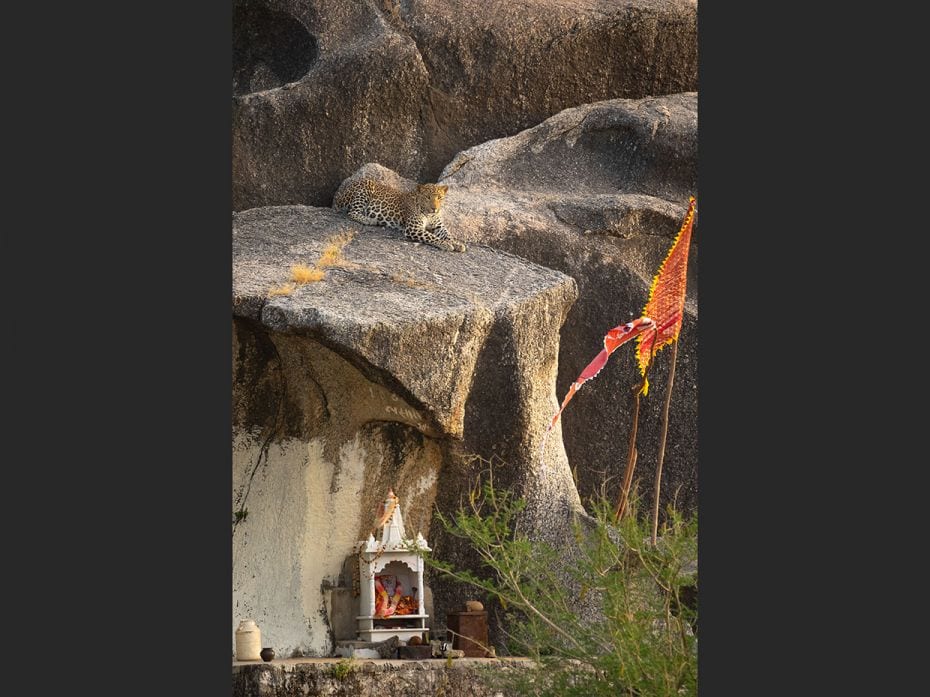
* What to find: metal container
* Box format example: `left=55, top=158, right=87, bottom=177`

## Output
left=446, top=611, right=489, bottom=657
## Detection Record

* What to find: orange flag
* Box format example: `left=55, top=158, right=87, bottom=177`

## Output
left=636, top=197, right=696, bottom=391
left=540, top=317, right=657, bottom=459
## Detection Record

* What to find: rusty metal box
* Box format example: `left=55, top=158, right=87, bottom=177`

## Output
left=446, top=611, right=489, bottom=657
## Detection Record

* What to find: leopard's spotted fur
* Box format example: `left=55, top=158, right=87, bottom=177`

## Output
left=333, top=178, right=466, bottom=252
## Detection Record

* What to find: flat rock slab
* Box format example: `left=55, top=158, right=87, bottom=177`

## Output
left=233, top=207, right=569, bottom=327
left=233, top=204, right=577, bottom=437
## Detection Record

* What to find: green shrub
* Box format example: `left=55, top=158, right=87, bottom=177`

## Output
left=427, top=478, right=697, bottom=696
left=331, top=657, right=357, bottom=680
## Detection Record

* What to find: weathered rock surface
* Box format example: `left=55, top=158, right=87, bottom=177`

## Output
left=233, top=204, right=581, bottom=656
left=393, top=0, right=699, bottom=179
left=430, top=92, right=698, bottom=516
left=233, top=0, right=430, bottom=211
left=232, top=0, right=698, bottom=210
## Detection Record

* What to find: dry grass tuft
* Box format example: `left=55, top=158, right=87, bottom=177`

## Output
left=291, top=264, right=325, bottom=284
left=268, top=230, right=358, bottom=296
left=317, top=231, right=356, bottom=268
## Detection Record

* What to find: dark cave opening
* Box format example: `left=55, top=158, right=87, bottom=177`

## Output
left=233, top=1, right=319, bottom=96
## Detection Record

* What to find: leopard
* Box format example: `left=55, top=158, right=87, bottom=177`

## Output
left=333, top=178, right=466, bottom=252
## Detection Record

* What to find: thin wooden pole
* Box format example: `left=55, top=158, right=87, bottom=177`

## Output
left=614, top=380, right=644, bottom=522
left=615, top=330, right=657, bottom=523
left=651, top=341, right=679, bottom=544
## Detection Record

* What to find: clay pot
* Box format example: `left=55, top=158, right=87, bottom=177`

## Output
left=260, top=647, right=275, bottom=662
left=235, top=619, right=262, bottom=661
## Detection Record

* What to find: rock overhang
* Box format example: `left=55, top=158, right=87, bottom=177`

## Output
left=432, top=93, right=699, bottom=514
left=233, top=204, right=578, bottom=438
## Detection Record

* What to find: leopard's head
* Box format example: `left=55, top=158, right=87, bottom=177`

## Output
left=415, top=183, right=448, bottom=213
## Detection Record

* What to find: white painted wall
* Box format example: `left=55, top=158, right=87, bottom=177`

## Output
left=232, top=434, right=370, bottom=657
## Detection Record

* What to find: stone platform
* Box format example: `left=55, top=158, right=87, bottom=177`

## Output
left=232, top=657, right=534, bottom=697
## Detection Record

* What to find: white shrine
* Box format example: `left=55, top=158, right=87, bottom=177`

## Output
left=354, top=489, right=431, bottom=643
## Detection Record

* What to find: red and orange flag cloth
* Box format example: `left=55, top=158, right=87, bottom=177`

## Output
left=636, top=197, right=696, bottom=392
left=540, top=316, right=657, bottom=459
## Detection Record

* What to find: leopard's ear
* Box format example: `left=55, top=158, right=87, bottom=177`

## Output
left=438, top=185, right=449, bottom=195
